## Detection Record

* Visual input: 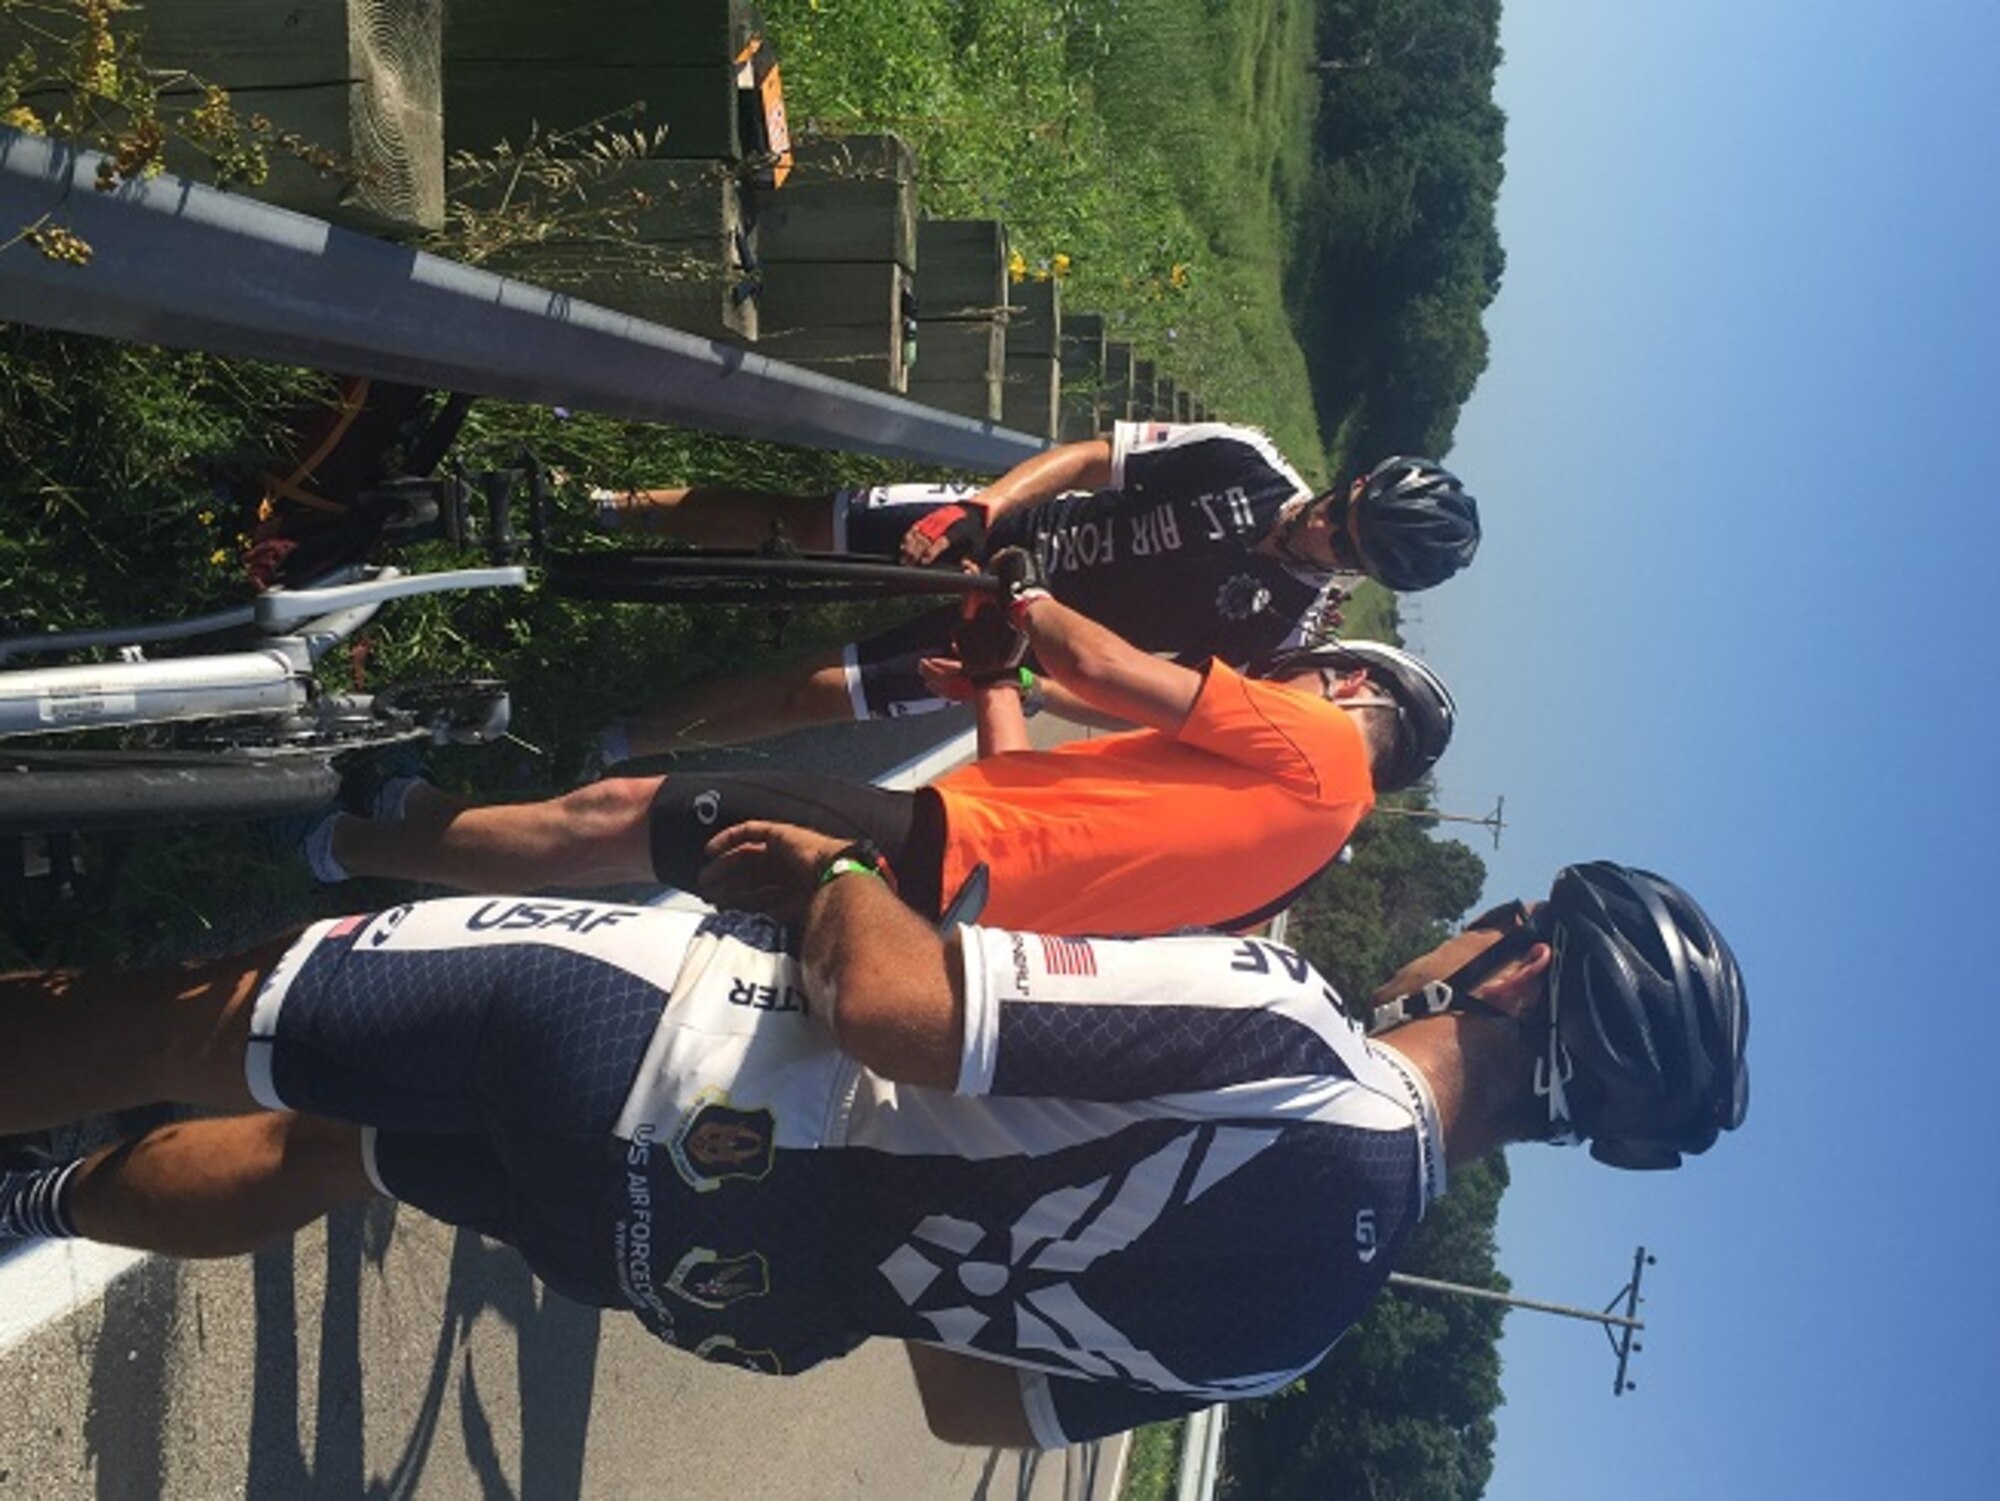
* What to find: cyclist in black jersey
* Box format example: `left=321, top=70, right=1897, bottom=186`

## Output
left=584, top=423, right=1479, bottom=755
left=0, top=835, right=1741, bottom=1448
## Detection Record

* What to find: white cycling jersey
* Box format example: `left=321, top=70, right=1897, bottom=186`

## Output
left=606, top=909, right=1444, bottom=1446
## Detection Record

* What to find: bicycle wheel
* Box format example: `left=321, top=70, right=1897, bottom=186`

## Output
left=0, top=749, right=342, bottom=836
left=542, top=549, right=1003, bottom=606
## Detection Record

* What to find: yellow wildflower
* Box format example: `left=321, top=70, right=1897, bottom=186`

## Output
left=1169, top=263, right=1191, bottom=289
left=1051, top=253, right=1071, bottom=280
left=1007, top=249, right=1027, bottom=283
left=2, top=106, right=45, bottom=135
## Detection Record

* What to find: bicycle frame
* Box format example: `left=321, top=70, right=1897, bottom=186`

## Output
left=0, top=565, right=526, bottom=740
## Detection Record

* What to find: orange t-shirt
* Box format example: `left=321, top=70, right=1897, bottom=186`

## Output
left=930, top=662, right=1374, bottom=934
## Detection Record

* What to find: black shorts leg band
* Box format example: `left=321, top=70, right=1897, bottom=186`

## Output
left=646, top=772, right=939, bottom=910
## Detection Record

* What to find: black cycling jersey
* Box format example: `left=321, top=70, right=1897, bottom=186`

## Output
left=985, top=421, right=1331, bottom=666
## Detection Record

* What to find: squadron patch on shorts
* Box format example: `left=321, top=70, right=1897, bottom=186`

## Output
left=670, top=1090, right=777, bottom=1192
left=694, top=1335, right=785, bottom=1376
left=668, top=1247, right=772, bottom=1309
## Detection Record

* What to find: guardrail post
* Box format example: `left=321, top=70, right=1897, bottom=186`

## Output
left=2, top=0, right=445, bottom=235
left=1001, top=277, right=1061, bottom=441
left=1101, top=340, right=1135, bottom=423
left=1131, top=357, right=1159, bottom=421
left=904, top=218, right=1007, bottom=420
left=443, top=0, right=779, bottom=166
left=1058, top=311, right=1106, bottom=439
left=748, top=133, right=916, bottom=392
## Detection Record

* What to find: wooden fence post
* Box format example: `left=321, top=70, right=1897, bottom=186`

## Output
left=748, top=134, right=917, bottom=392
left=904, top=219, right=1008, bottom=420
left=1131, top=357, right=1159, bottom=421
left=453, top=160, right=757, bottom=340
left=1002, top=278, right=1062, bottom=441
left=4, top=0, right=448, bottom=235
left=443, top=0, right=783, bottom=167
left=1101, top=340, right=1135, bottom=424
left=1058, top=312, right=1107, bottom=439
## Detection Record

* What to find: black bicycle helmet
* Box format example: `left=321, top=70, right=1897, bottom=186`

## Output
left=1350, top=456, right=1481, bottom=592
left=1249, top=640, right=1454, bottom=792
left=1367, top=862, right=1749, bottom=1172
left=1541, top=862, right=1749, bottom=1170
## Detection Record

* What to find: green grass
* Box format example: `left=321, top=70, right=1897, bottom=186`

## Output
left=0, top=0, right=1350, bottom=964
left=764, top=0, right=1331, bottom=477
left=1119, top=1418, right=1186, bottom=1500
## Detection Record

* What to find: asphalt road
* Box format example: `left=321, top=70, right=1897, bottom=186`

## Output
left=0, top=709, right=1126, bottom=1499
left=0, top=1206, right=1120, bottom=1500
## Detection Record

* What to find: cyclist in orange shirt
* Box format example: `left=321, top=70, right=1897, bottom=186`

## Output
left=305, top=550, right=1454, bottom=936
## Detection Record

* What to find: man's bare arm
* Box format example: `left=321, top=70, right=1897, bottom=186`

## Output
left=701, top=820, right=967, bottom=1086
left=973, top=438, right=1113, bottom=527
left=971, top=680, right=1033, bottom=756
left=802, top=870, right=966, bottom=1088
left=1015, top=591, right=1202, bottom=735
left=905, top=1343, right=1039, bottom=1448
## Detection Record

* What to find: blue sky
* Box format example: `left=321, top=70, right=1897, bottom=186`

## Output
left=1414, top=2, right=2000, bottom=1496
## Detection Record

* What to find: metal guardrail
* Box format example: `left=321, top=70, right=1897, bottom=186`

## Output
left=1175, top=1404, right=1226, bottom=1501
left=0, top=128, right=1046, bottom=471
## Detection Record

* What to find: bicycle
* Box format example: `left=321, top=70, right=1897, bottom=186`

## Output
left=0, top=465, right=539, bottom=844
left=540, top=537, right=1002, bottom=650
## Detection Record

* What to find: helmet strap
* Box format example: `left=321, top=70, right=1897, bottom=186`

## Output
left=1529, top=925, right=1580, bottom=1144
left=1366, top=925, right=1538, bottom=1037
left=1368, top=921, right=1580, bottom=1146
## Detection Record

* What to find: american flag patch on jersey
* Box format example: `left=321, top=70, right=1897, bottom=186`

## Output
left=1041, top=935, right=1098, bottom=976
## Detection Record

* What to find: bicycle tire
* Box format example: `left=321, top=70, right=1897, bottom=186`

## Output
left=0, top=749, right=342, bottom=836
left=543, top=549, right=1003, bottom=607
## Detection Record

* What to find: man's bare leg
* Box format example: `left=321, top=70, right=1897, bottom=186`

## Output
left=597, top=485, right=837, bottom=552
left=621, top=647, right=862, bottom=756
left=67, top=1112, right=374, bottom=1257
left=329, top=775, right=664, bottom=891
left=0, top=937, right=290, bottom=1135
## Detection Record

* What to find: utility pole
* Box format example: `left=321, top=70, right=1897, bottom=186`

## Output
left=1373, top=793, right=1506, bottom=849
left=1387, top=1244, right=1655, bottom=1395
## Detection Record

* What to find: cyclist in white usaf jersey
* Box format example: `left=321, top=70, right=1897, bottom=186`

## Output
left=0, top=831, right=1742, bottom=1448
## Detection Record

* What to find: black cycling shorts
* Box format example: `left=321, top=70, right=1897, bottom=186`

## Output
left=646, top=772, right=947, bottom=918
left=246, top=898, right=698, bottom=1308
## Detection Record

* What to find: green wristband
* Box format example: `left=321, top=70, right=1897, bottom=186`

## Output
left=819, top=856, right=888, bottom=887
left=1017, top=666, right=1045, bottom=716
left=817, top=838, right=896, bottom=891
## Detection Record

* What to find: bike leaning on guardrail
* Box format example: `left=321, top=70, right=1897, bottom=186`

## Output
left=0, top=559, right=527, bottom=838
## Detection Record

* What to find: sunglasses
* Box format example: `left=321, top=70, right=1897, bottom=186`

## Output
left=1313, top=489, right=1363, bottom=572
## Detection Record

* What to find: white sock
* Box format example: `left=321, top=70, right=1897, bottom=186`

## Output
left=596, top=720, right=633, bottom=770
left=302, top=811, right=351, bottom=884
left=373, top=775, right=426, bottom=822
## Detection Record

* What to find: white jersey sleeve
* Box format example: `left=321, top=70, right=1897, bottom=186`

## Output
left=954, top=926, right=1385, bottom=1100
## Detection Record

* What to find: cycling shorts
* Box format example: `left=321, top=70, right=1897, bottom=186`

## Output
left=830, top=481, right=1047, bottom=720
left=830, top=482, right=983, bottom=555
left=646, top=772, right=946, bottom=918
left=246, top=897, right=870, bottom=1373
left=247, top=897, right=695, bottom=1307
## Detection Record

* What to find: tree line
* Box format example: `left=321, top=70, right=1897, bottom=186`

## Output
left=1292, top=0, right=1508, bottom=467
